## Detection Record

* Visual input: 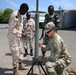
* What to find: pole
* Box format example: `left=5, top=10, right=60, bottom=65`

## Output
left=34, top=0, right=39, bottom=58
left=27, top=1, right=48, bottom=74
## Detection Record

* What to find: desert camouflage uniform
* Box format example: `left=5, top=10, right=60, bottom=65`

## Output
left=42, top=33, right=71, bottom=75
left=22, top=18, right=35, bottom=50
left=8, top=11, right=24, bottom=68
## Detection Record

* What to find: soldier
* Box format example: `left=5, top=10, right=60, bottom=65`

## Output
left=8, top=3, right=29, bottom=75
left=22, top=12, right=35, bottom=56
left=43, top=5, right=60, bottom=30
left=41, top=5, right=60, bottom=56
left=39, top=22, right=71, bottom=75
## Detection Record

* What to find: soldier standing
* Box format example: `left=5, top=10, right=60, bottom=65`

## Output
left=41, top=5, right=60, bottom=56
left=39, top=22, right=71, bottom=75
left=43, top=5, right=60, bottom=30
left=8, top=3, right=29, bottom=75
left=22, top=12, right=35, bottom=56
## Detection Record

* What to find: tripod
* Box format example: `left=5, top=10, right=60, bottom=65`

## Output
left=26, top=57, right=48, bottom=75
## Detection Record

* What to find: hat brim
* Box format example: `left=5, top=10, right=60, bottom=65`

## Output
left=44, top=29, right=50, bottom=33
left=44, top=27, right=55, bottom=33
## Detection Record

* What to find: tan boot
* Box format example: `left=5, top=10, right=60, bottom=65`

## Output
left=19, top=63, right=29, bottom=70
left=13, top=68, right=22, bottom=75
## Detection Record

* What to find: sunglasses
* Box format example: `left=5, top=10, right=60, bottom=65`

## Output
left=46, top=30, right=51, bottom=33
left=46, top=27, right=55, bottom=33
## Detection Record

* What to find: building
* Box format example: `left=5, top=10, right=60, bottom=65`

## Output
left=29, top=10, right=76, bottom=29
left=55, top=10, right=76, bottom=29
left=29, top=11, right=47, bottom=28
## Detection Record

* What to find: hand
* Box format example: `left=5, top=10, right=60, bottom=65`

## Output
left=22, top=30, right=24, bottom=33
left=38, top=43, right=43, bottom=48
left=38, top=55, right=45, bottom=61
left=38, top=43, right=46, bottom=48
left=22, top=33, right=26, bottom=37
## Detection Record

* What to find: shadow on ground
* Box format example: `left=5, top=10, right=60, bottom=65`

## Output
left=23, top=59, right=32, bottom=66
left=0, top=67, right=12, bottom=75
left=5, top=53, right=11, bottom=56
left=5, top=53, right=33, bottom=66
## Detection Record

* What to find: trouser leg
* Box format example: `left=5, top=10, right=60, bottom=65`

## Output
left=29, top=38, right=33, bottom=56
left=18, top=40, right=29, bottom=70
left=24, top=47, right=28, bottom=56
left=10, top=45, right=19, bottom=69
left=8, top=36, right=27, bottom=75
left=19, top=39, right=24, bottom=61
left=23, top=38, right=28, bottom=56
left=45, top=62, right=57, bottom=75
left=9, top=37, right=24, bottom=68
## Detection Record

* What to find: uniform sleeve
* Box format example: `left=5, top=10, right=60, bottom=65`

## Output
left=43, top=34, right=49, bottom=45
left=44, top=17, right=47, bottom=25
left=54, top=41, right=72, bottom=68
left=9, top=14, right=19, bottom=34
left=41, top=39, right=52, bottom=52
left=32, top=19, right=35, bottom=32
left=43, top=14, right=48, bottom=29
left=17, top=16, right=23, bottom=35
left=23, top=19, right=25, bottom=29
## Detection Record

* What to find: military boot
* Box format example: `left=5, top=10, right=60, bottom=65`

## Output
left=24, top=48, right=28, bottom=57
left=13, top=68, right=22, bottom=75
left=19, top=63, right=29, bottom=70
left=30, top=49, right=33, bottom=56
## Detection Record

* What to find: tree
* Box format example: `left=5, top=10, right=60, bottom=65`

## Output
left=0, top=10, right=4, bottom=23
left=4, top=8, right=13, bottom=23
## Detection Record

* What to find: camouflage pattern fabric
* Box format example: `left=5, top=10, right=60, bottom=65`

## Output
left=22, top=18, right=35, bottom=49
left=8, top=11, right=24, bottom=68
left=42, top=33, right=71, bottom=75
left=41, top=14, right=60, bottom=56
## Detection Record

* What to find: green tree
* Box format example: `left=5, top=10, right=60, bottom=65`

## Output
left=0, top=10, right=4, bottom=23
left=4, top=8, right=13, bottom=23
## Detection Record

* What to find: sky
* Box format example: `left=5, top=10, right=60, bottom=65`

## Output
left=0, top=0, right=76, bottom=12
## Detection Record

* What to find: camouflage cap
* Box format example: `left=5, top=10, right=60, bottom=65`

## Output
left=44, top=22, right=55, bottom=33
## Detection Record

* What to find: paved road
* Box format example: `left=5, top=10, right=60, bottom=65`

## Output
left=0, top=24, right=76, bottom=75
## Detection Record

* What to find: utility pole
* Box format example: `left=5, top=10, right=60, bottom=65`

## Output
left=34, top=0, right=39, bottom=58
left=26, top=1, right=48, bottom=74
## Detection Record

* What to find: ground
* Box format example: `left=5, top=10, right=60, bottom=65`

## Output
left=0, top=24, right=76, bottom=75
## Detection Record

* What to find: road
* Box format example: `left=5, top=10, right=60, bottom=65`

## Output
left=0, top=24, right=76, bottom=75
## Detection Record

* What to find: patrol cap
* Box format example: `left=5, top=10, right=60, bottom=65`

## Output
left=44, top=22, right=55, bottom=33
